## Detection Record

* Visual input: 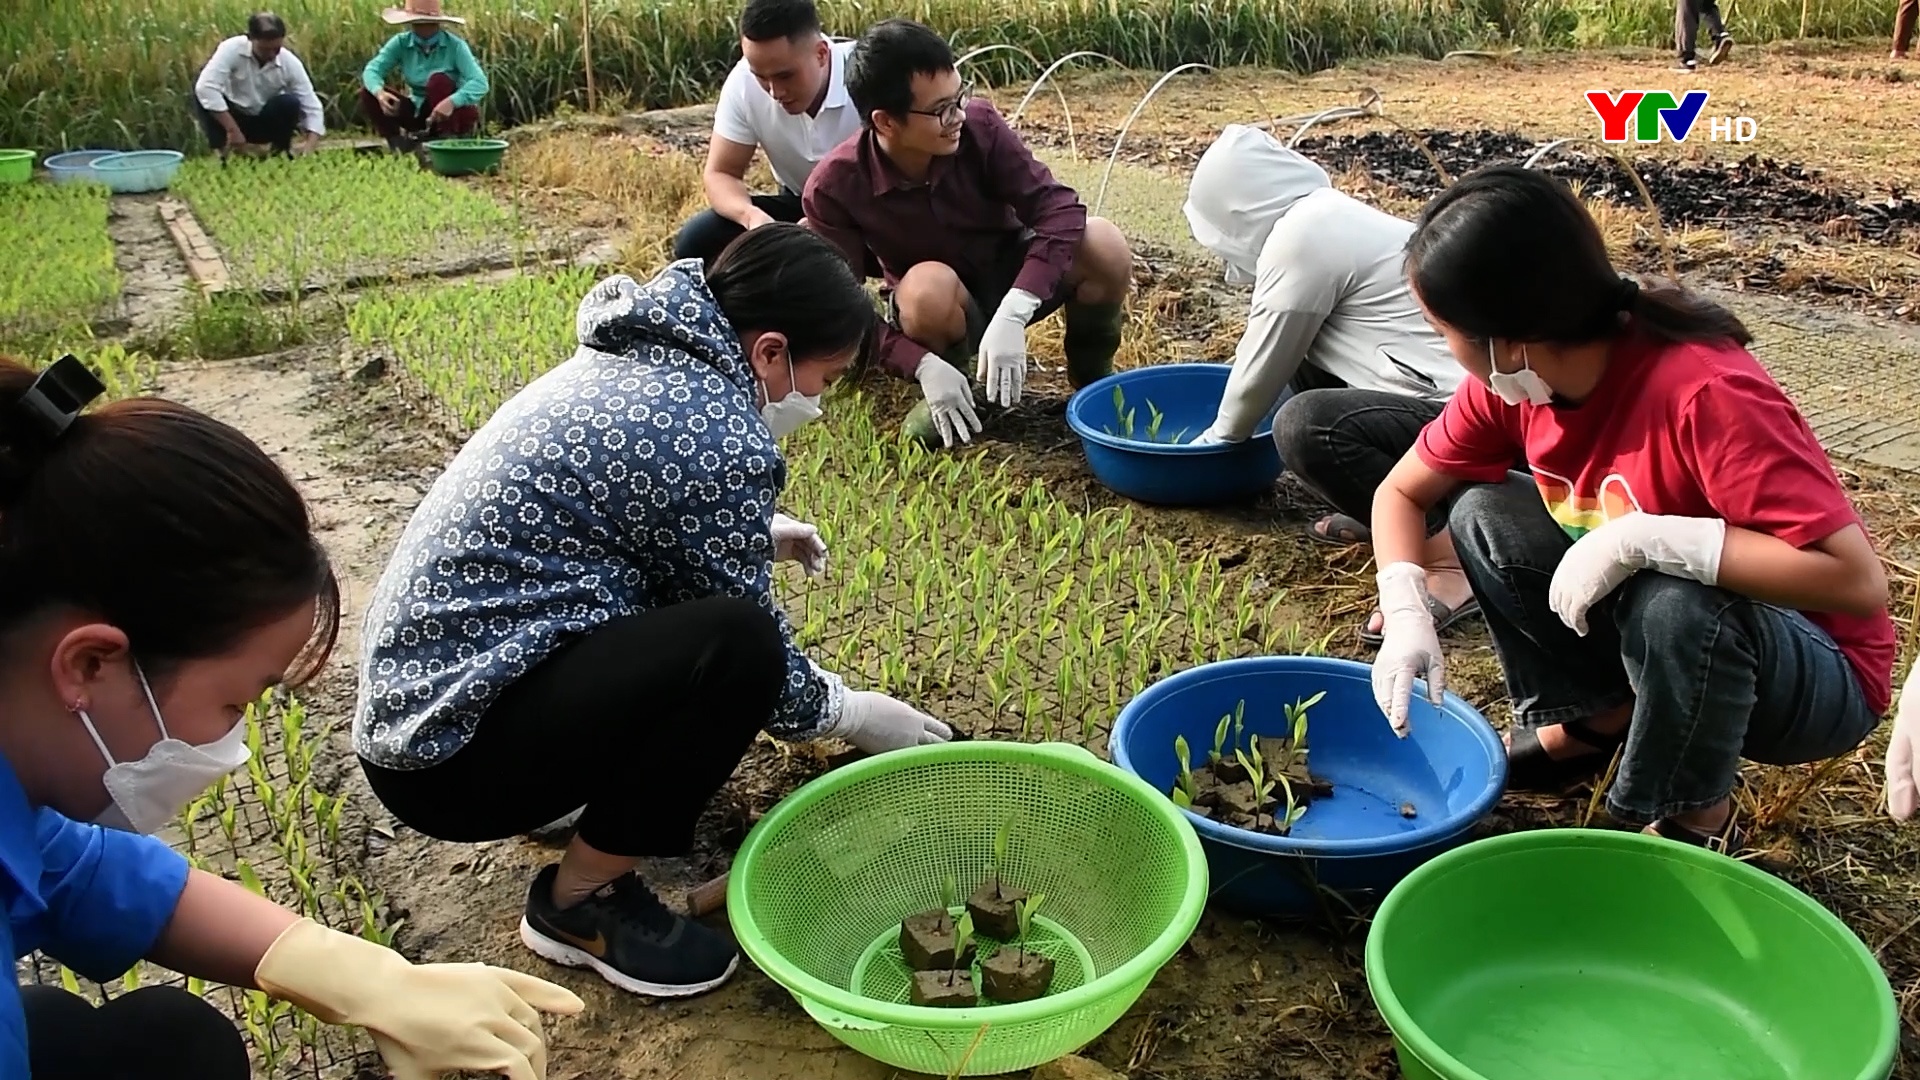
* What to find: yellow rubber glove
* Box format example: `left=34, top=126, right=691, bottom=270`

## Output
left=254, top=918, right=585, bottom=1080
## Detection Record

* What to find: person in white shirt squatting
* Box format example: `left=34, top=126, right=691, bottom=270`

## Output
left=1182, top=124, right=1481, bottom=645
left=673, top=0, right=863, bottom=268
left=190, top=12, right=327, bottom=159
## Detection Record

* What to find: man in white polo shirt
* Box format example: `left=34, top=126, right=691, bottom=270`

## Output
left=190, top=11, right=326, bottom=159
left=671, top=0, right=862, bottom=267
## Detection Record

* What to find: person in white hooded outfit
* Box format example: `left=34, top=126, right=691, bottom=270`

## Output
left=1183, top=124, right=1482, bottom=643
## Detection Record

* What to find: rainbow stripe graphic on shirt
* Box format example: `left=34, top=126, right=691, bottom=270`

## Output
left=1532, top=467, right=1644, bottom=539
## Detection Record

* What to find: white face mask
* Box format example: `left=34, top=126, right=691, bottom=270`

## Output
left=77, top=665, right=252, bottom=834
left=1486, top=339, right=1553, bottom=406
left=759, top=355, right=823, bottom=440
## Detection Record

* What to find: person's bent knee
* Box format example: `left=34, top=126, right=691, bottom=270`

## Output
left=1610, top=572, right=1736, bottom=645
left=691, top=595, right=787, bottom=691
left=1271, top=388, right=1349, bottom=474
left=894, top=262, right=969, bottom=351
left=1445, top=483, right=1513, bottom=559
left=1072, top=217, right=1133, bottom=303
left=106, top=987, right=250, bottom=1080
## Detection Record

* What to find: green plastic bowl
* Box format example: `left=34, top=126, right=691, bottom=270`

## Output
left=0, top=149, right=36, bottom=184
left=422, top=137, right=507, bottom=176
left=1365, top=829, right=1897, bottom=1080
left=728, top=740, right=1208, bottom=1076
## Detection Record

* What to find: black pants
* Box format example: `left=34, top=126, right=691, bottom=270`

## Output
left=24, top=985, right=249, bottom=1080
left=672, top=190, right=805, bottom=267
left=359, top=596, right=788, bottom=858
left=1271, top=375, right=1453, bottom=535
left=1675, top=0, right=1729, bottom=61
left=188, top=91, right=303, bottom=153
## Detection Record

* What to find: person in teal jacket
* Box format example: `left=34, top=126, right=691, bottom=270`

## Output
left=0, top=355, right=581, bottom=1079
left=358, top=0, right=489, bottom=151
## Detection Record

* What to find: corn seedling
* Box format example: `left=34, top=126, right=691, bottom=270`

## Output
left=1276, top=690, right=1325, bottom=774
left=1100, top=384, right=1189, bottom=443
left=947, top=912, right=976, bottom=987
left=0, top=183, right=119, bottom=340
left=1013, top=893, right=1045, bottom=961
left=1171, top=734, right=1196, bottom=808
left=175, top=154, right=520, bottom=294
left=990, top=815, right=1012, bottom=900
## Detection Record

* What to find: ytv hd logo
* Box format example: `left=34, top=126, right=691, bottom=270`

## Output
left=1586, top=90, right=1757, bottom=143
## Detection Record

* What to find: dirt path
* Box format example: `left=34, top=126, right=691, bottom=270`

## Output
left=107, top=194, right=197, bottom=338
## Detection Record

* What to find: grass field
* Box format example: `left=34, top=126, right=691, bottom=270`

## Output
left=4, top=0, right=1900, bottom=150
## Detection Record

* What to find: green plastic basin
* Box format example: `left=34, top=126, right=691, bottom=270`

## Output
left=1365, top=829, right=1896, bottom=1080
left=0, top=149, right=35, bottom=184
left=423, top=137, right=507, bottom=176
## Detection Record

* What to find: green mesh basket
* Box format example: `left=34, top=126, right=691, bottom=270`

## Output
left=728, top=741, right=1208, bottom=1076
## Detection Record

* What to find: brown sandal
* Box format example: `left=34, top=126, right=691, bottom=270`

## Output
left=1635, top=814, right=1781, bottom=876
left=1308, top=513, right=1371, bottom=546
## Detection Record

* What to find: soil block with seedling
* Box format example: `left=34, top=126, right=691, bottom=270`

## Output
left=968, top=817, right=1028, bottom=941
left=899, top=874, right=974, bottom=971
left=1168, top=692, right=1331, bottom=837
left=908, top=911, right=978, bottom=1008
left=980, top=894, right=1056, bottom=1004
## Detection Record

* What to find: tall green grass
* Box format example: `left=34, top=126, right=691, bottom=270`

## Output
left=3, top=0, right=1891, bottom=151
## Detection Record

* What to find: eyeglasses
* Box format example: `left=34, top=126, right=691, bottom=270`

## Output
left=908, top=80, right=973, bottom=126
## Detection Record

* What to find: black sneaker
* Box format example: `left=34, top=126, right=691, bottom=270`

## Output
left=1709, top=35, right=1734, bottom=64
left=519, top=864, right=740, bottom=997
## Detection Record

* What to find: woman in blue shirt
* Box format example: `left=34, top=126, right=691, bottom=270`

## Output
left=1, top=356, right=582, bottom=1079
left=354, top=224, right=951, bottom=1003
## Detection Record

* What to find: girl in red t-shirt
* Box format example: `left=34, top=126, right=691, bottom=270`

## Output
left=1369, top=165, right=1895, bottom=853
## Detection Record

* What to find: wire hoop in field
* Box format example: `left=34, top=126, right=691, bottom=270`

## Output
left=1281, top=91, right=1453, bottom=190
left=953, top=43, right=1075, bottom=147
left=1093, top=62, right=1216, bottom=219
left=1524, top=137, right=1679, bottom=280
left=1007, top=51, right=1134, bottom=158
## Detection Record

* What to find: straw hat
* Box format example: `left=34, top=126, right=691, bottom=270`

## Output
left=381, top=0, right=465, bottom=25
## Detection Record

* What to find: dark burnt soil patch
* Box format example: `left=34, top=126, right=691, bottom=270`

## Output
left=1021, top=121, right=1920, bottom=244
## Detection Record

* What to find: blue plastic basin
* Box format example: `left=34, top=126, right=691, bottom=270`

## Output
left=43, top=150, right=119, bottom=185
left=91, top=150, right=184, bottom=194
left=1109, top=656, right=1507, bottom=917
left=1064, top=363, right=1284, bottom=506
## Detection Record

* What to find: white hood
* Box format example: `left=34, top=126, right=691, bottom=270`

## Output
left=1183, top=124, right=1332, bottom=284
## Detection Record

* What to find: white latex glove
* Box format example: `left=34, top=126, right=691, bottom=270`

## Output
left=770, top=512, right=828, bottom=577
left=1188, top=420, right=1243, bottom=446
left=1547, top=513, right=1727, bottom=636
left=1887, top=664, right=1920, bottom=821
left=1371, top=561, right=1446, bottom=738
left=976, top=288, right=1040, bottom=408
left=254, top=918, right=584, bottom=1080
left=914, top=353, right=982, bottom=448
left=828, top=689, right=953, bottom=754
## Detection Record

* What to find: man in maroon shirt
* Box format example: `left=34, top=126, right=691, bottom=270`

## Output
left=803, top=18, right=1134, bottom=447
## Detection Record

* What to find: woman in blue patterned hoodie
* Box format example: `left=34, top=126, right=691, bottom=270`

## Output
left=353, top=225, right=951, bottom=1000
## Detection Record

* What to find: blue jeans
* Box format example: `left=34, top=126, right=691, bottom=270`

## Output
left=1448, top=475, right=1881, bottom=823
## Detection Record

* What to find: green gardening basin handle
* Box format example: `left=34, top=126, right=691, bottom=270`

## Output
left=800, top=996, right=891, bottom=1032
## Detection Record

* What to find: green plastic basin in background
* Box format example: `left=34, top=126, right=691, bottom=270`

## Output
left=0, top=150, right=35, bottom=184
left=1365, top=829, right=1896, bottom=1080
left=423, top=137, right=507, bottom=177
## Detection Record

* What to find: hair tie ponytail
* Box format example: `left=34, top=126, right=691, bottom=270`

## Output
left=1616, top=277, right=1640, bottom=312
